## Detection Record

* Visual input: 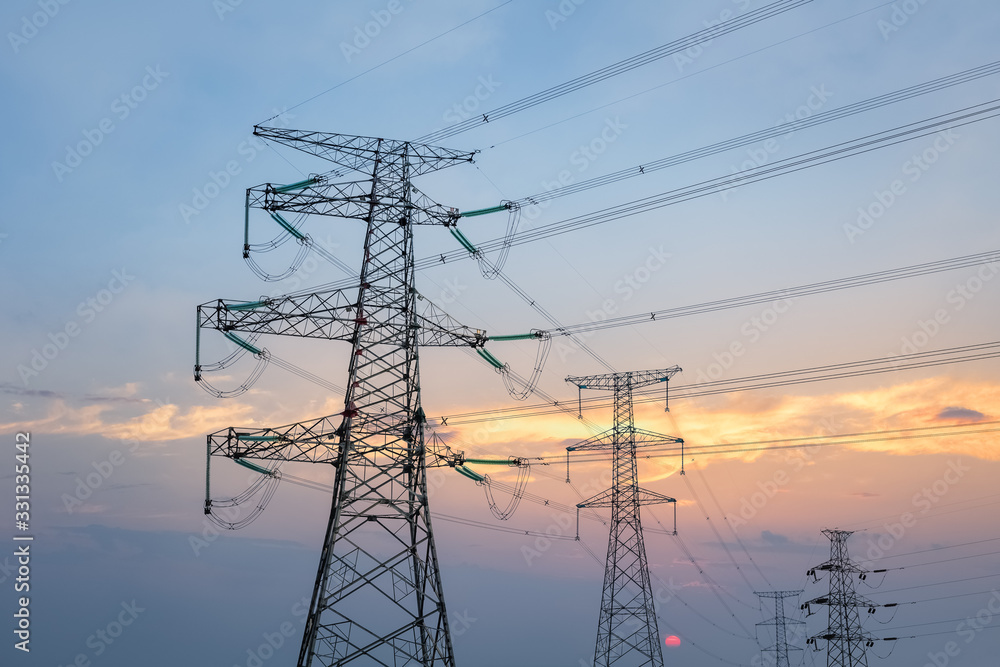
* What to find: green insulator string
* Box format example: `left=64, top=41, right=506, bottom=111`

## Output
left=273, top=176, right=320, bottom=193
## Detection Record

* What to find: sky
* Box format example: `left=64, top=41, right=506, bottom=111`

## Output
left=2, top=0, right=1000, bottom=665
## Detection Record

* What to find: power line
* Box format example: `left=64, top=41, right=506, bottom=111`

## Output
left=297, top=107, right=1000, bottom=297
left=530, top=250, right=1000, bottom=338
left=420, top=100, right=1000, bottom=267
left=695, top=464, right=774, bottom=588
left=528, top=421, right=1000, bottom=466
left=418, top=0, right=817, bottom=143
left=864, top=572, right=1000, bottom=595
left=846, top=492, right=1000, bottom=529
left=870, top=536, right=1000, bottom=561
left=872, top=549, right=1000, bottom=572
left=486, top=0, right=900, bottom=149
left=512, top=60, right=1000, bottom=206
left=258, top=1, right=515, bottom=123
left=435, top=341, right=1000, bottom=425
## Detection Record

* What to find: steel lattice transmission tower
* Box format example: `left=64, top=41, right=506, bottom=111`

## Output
left=802, top=529, right=877, bottom=667
left=566, top=367, right=683, bottom=667
left=755, top=590, right=804, bottom=667
left=196, top=126, right=486, bottom=666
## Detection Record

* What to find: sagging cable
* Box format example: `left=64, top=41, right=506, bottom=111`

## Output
left=244, top=209, right=311, bottom=281
left=483, top=462, right=530, bottom=520
left=205, top=456, right=282, bottom=530
left=451, top=201, right=520, bottom=279
left=455, top=457, right=531, bottom=520
left=476, top=333, right=552, bottom=400
left=500, top=332, right=551, bottom=401
left=195, top=326, right=269, bottom=399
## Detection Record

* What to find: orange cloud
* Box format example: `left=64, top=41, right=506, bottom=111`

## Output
left=0, top=399, right=256, bottom=445
left=441, top=376, right=1000, bottom=472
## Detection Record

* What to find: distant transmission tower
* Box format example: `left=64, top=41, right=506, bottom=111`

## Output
left=566, top=367, right=683, bottom=667
left=802, top=529, right=877, bottom=667
left=196, top=126, right=487, bottom=666
left=755, top=590, right=804, bottom=667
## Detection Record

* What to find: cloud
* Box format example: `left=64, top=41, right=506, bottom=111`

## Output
left=761, top=530, right=789, bottom=545
left=444, top=376, right=1000, bottom=469
left=0, top=383, right=64, bottom=400
left=0, top=399, right=256, bottom=444
left=851, top=492, right=879, bottom=498
left=935, top=406, right=987, bottom=422
left=0, top=381, right=149, bottom=404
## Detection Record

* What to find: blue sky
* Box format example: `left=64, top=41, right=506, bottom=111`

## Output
left=3, top=1, right=1000, bottom=665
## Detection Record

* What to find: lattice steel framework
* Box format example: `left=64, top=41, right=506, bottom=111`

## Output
left=803, top=529, right=875, bottom=667
left=566, top=368, right=683, bottom=667
left=755, top=590, right=804, bottom=667
left=196, top=126, right=479, bottom=666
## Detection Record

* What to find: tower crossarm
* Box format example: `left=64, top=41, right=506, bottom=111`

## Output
left=253, top=125, right=477, bottom=177
left=577, top=486, right=676, bottom=509
left=566, top=366, right=681, bottom=392
left=248, top=178, right=458, bottom=226
left=809, top=559, right=869, bottom=577
left=248, top=178, right=374, bottom=222
left=198, top=291, right=359, bottom=343
left=566, top=427, right=683, bottom=452
left=207, top=415, right=344, bottom=464
left=803, top=591, right=877, bottom=609
left=197, top=291, right=486, bottom=348
left=209, top=412, right=466, bottom=467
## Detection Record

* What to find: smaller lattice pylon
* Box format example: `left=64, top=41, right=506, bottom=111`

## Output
left=802, top=529, right=882, bottom=667
left=755, top=590, right=804, bottom=667
left=566, top=367, right=682, bottom=667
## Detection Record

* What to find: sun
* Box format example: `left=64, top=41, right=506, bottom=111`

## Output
left=664, top=635, right=681, bottom=647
